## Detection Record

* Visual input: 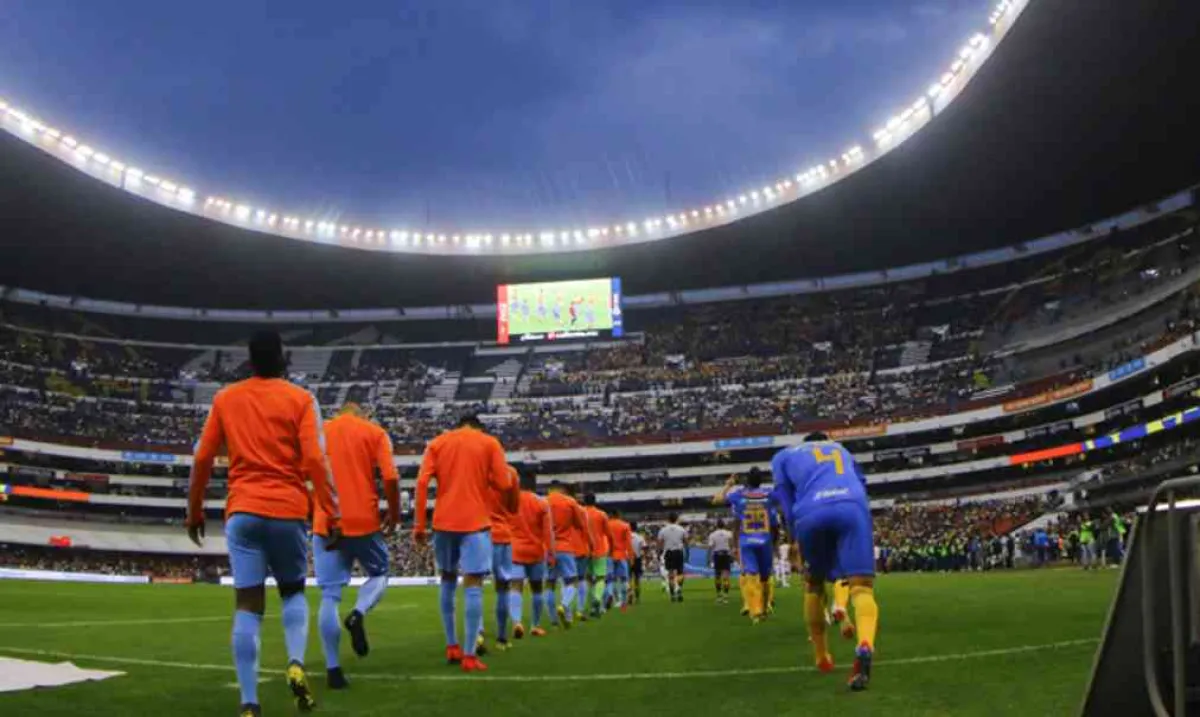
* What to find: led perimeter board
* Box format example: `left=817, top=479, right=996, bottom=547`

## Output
left=496, top=278, right=623, bottom=344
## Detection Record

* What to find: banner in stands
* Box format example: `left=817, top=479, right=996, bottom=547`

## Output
left=1107, top=357, right=1146, bottom=382
left=957, top=434, right=1005, bottom=452
left=0, top=436, right=11, bottom=447
left=120, top=451, right=177, bottom=464
left=713, top=436, right=774, bottom=450
left=828, top=425, right=887, bottom=440
left=611, top=468, right=669, bottom=483
left=64, top=472, right=110, bottom=486
left=151, top=577, right=194, bottom=585
left=1002, top=379, right=1093, bottom=413
left=1024, top=420, right=1073, bottom=439
left=13, top=466, right=54, bottom=480
left=1164, top=376, right=1200, bottom=400
left=1104, top=398, right=1144, bottom=421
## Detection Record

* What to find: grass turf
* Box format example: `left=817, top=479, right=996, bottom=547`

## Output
left=0, top=569, right=1116, bottom=716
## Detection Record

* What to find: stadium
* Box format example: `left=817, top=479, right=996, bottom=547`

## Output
left=3, top=0, right=1200, bottom=715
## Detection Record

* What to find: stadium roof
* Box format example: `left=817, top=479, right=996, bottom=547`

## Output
left=3, top=0, right=1200, bottom=310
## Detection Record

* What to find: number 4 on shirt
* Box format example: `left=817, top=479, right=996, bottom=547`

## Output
left=811, top=445, right=845, bottom=475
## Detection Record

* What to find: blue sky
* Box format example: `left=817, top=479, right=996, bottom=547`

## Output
left=0, top=0, right=987, bottom=230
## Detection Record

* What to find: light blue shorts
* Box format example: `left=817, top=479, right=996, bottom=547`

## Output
left=313, top=532, right=389, bottom=589
left=225, top=513, right=308, bottom=589
left=553, top=552, right=578, bottom=581
left=433, top=530, right=492, bottom=576
left=611, top=560, right=630, bottom=579
left=492, top=542, right=515, bottom=583
left=512, top=561, right=548, bottom=582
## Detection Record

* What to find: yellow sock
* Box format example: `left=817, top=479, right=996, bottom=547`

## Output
left=849, top=585, right=879, bottom=650
left=739, top=575, right=750, bottom=610
left=765, top=577, right=775, bottom=608
left=833, top=580, right=850, bottom=613
left=748, top=578, right=765, bottom=617
left=804, top=591, right=830, bottom=663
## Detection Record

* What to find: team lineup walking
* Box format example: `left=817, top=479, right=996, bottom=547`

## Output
left=186, top=334, right=880, bottom=715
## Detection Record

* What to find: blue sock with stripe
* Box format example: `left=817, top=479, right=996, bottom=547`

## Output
left=439, top=580, right=457, bottom=646
left=280, top=592, right=309, bottom=666
left=464, top=586, right=484, bottom=656
left=231, top=610, right=262, bottom=706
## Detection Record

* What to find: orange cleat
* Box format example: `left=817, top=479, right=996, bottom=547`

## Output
left=513, top=623, right=526, bottom=640
left=530, top=627, right=548, bottom=637
left=461, top=656, right=489, bottom=673
left=840, top=621, right=856, bottom=640
left=816, top=654, right=836, bottom=674
left=445, top=645, right=464, bottom=665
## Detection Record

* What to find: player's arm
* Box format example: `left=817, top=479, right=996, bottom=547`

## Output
left=770, top=451, right=795, bottom=529
left=486, top=442, right=519, bottom=513
left=413, top=440, right=437, bottom=542
left=580, top=505, right=595, bottom=553
left=300, top=395, right=341, bottom=546
left=186, top=399, right=224, bottom=545
left=376, top=430, right=401, bottom=533
left=711, top=474, right=738, bottom=505
left=542, top=502, right=556, bottom=564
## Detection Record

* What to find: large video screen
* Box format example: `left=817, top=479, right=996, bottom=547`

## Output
left=497, top=277, right=623, bottom=344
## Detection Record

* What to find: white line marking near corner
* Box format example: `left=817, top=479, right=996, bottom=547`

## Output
left=0, top=638, right=1098, bottom=683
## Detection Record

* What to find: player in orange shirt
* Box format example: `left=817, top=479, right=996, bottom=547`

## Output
left=311, top=403, right=399, bottom=689
left=478, top=465, right=520, bottom=654
left=607, top=509, right=634, bottom=613
left=509, top=470, right=554, bottom=639
left=187, top=331, right=340, bottom=717
left=568, top=485, right=594, bottom=621
left=546, top=481, right=589, bottom=628
left=583, top=493, right=614, bottom=618
left=414, top=414, right=517, bottom=673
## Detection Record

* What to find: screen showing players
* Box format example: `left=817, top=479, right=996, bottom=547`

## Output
left=496, top=277, right=623, bottom=344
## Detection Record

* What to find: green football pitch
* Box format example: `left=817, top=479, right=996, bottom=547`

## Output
left=0, top=570, right=1116, bottom=716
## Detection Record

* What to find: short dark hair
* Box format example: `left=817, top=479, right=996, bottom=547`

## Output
left=667, top=512, right=679, bottom=523
left=746, top=466, right=765, bottom=488
left=457, top=413, right=484, bottom=429
left=804, top=431, right=830, bottom=442
left=583, top=492, right=597, bottom=507
left=609, top=507, right=621, bottom=519
left=249, top=331, right=286, bottom=378
left=629, top=521, right=639, bottom=532
left=716, top=518, right=725, bottom=529
left=518, top=467, right=538, bottom=492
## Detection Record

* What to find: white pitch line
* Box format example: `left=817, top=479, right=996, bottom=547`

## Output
left=0, top=638, right=1097, bottom=683
left=0, top=616, right=231, bottom=629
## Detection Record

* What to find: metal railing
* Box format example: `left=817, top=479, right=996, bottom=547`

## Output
left=1140, top=476, right=1200, bottom=716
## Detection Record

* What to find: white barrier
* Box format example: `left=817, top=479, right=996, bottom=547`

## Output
left=0, top=568, right=149, bottom=584
left=218, top=576, right=439, bottom=588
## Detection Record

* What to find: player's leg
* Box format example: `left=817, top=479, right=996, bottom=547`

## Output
left=529, top=561, right=549, bottom=635
left=433, top=531, right=465, bottom=664
left=589, top=557, right=608, bottom=615
left=459, top=531, right=494, bottom=671
left=312, top=532, right=352, bottom=688
left=762, top=545, right=776, bottom=614
left=795, top=514, right=835, bottom=671
left=577, top=557, right=592, bottom=619
left=509, top=568, right=527, bottom=640
left=344, top=533, right=390, bottom=659
left=226, top=514, right=268, bottom=713
left=490, top=543, right=513, bottom=650
left=833, top=579, right=855, bottom=639
left=555, top=553, right=578, bottom=628
left=741, top=548, right=765, bottom=620
left=266, top=519, right=316, bottom=711
left=834, top=503, right=879, bottom=692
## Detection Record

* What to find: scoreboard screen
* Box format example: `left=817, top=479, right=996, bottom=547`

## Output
left=496, top=277, right=623, bottom=344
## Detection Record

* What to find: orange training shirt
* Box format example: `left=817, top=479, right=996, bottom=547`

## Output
left=608, top=518, right=632, bottom=561
left=314, top=412, right=397, bottom=537
left=189, top=377, right=339, bottom=525
left=415, top=426, right=515, bottom=533
left=511, top=491, right=552, bottom=564
left=547, top=491, right=586, bottom=555
left=585, top=505, right=611, bottom=557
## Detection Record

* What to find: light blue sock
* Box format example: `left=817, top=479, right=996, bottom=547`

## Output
left=439, top=580, right=458, bottom=646
left=495, top=587, right=509, bottom=641
left=508, top=589, right=523, bottom=627
left=546, top=586, right=557, bottom=619
left=562, top=584, right=576, bottom=616
left=576, top=580, right=587, bottom=613
left=318, top=589, right=342, bottom=670
left=464, top=586, right=484, bottom=657
left=532, top=590, right=544, bottom=627
left=231, top=610, right=262, bottom=706
left=280, top=592, right=309, bottom=666
left=620, top=582, right=628, bottom=606
left=354, top=575, right=388, bottom=615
